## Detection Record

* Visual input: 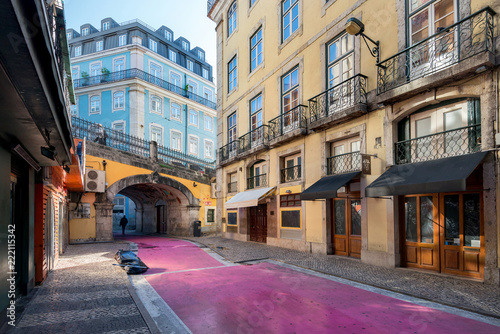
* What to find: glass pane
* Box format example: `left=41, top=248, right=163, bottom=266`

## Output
left=416, top=117, right=432, bottom=137
left=464, top=193, right=480, bottom=247
left=228, top=212, right=237, bottom=225
left=420, top=196, right=434, bottom=243
left=350, top=200, right=361, bottom=236
left=334, top=145, right=344, bottom=156
left=334, top=200, right=346, bottom=235
left=434, top=0, right=454, bottom=22
left=410, top=0, right=432, bottom=12
left=351, top=141, right=360, bottom=152
left=444, top=195, right=460, bottom=246
left=411, top=10, right=429, bottom=39
left=405, top=197, right=418, bottom=242
left=444, top=109, right=462, bottom=131
left=281, top=210, right=300, bottom=228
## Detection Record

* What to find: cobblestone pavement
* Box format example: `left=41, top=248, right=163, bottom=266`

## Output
left=11, top=242, right=151, bottom=334
left=184, top=236, right=500, bottom=319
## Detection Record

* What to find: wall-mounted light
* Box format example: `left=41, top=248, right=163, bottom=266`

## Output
left=345, top=17, right=380, bottom=63
left=285, top=190, right=292, bottom=194
left=193, top=182, right=198, bottom=187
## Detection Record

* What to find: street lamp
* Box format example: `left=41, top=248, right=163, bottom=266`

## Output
left=345, top=17, right=380, bottom=63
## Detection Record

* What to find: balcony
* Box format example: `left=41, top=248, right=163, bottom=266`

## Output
left=219, top=140, right=239, bottom=165
left=73, top=68, right=217, bottom=110
left=247, top=174, right=267, bottom=190
left=377, top=7, right=496, bottom=103
left=238, top=125, right=269, bottom=156
left=309, top=74, right=367, bottom=131
left=268, top=105, right=308, bottom=147
left=227, top=181, right=238, bottom=193
left=327, top=152, right=361, bottom=175
left=281, top=165, right=301, bottom=183
left=395, top=124, right=481, bottom=165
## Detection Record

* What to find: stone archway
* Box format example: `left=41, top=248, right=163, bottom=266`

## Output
left=94, top=172, right=200, bottom=241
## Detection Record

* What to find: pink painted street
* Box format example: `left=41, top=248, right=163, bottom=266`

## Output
left=123, top=235, right=500, bottom=334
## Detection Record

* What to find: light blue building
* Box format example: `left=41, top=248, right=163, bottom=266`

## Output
left=67, top=18, right=217, bottom=229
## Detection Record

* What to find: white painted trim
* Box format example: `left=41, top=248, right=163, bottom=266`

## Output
left=170, top=101, right=182, bottom=122
left=203, top=139, right=214, bottom=159
left=112, top=89, right=125, bottom=112
left=112, top=56, right=126, bottom=72
left=203, top=114, right=213, bottom=132
left=188, top=109, right=199, bottom=128
left=89, top=94, right=101, bottom=115
left=149, top=123, right=164, bottom=145
left=148, top=59, right=163, bottom=79
left=205, top=206, right=216, bottom=225
left=203, top=87, right=213, bottom=103
left=150, top=94, right=163, bottom=116
left=169, top=129, right=183, bottom=152
left=71, top=65, right=80, bottom=79
left=187, top=79, right=198, bottom=95
left=188, top=134, right=199, bottom=156
left=118, top=34, right=127, bottom=46
left=111, top=120, right=126, bottom=133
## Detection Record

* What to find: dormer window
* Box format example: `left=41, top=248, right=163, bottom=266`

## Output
left=67, top=32, right=72, bottom=40
left=182, top=41, right=188, bottom=51
left=102, top=22, right=110, bottom=31
left=165, top=31, right=172, bottom=41
left=82, top=27, right=89, bottom=36
left=198, top=51, right=204, bottom=60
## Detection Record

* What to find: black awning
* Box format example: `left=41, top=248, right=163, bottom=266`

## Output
left=301, top=172, right=361, bottom=201
left=365, top=151, right=489, bottom=197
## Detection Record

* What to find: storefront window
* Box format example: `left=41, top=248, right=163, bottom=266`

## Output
left=420, top=196, right=434, bottom=243
left=444, top=195, right=460, bottom=245
left=405, top=197, right=418, bottom=242
left=227, top=211, right=237, bottom=225
left=463, top=193, right=480, bottom=247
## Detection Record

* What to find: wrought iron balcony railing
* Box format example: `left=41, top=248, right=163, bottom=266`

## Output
left=219, top=140, right=239, bottom=163
left=280, top=165, right=301, bottom=183
left=395, top=124, right=481, bottom=165
left=73, top=68, right=216, bottom=110
left=207, top=0, right=218, bottom=15
left=309, top=74, right=367, bottom=123
left=327, top=151, right=361, bottom=175
left=71, top=116, right=150, bottom=157
left=268, top=105, right=308, bottom=141
left=157, top=145, right=215, bottom=171
left=239, top=125, right=268, bottom=154
left=377, top=7, right=495, bottom=95
left=227, top=182, right=238, bottom=193
left=247, top=174, right=267, bottom=189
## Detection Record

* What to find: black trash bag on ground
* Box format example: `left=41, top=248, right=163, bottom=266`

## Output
left=114, top=249, right=149, bottom=275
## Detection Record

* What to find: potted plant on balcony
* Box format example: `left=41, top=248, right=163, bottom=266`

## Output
left=101, top=67, right=111, bottom=82
left=80, top=71, right=89, bottom=86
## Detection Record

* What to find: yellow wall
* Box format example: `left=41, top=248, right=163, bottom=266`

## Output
left=69, top=192, right=96, bottom=240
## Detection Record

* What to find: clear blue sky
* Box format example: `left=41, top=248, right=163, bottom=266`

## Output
left=64, top=0, right=217, bottom=75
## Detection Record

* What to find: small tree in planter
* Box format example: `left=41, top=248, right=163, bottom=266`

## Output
left=81, top=71, right=89, bottom=86
left=101, top=68, right=110, bottom=82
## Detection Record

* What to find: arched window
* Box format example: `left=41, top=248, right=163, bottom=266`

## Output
left=113, top=91, right=124, bottom=110
left=228, top=1, right=237, bottom=36
left=151, top=96, right=162, bottom=114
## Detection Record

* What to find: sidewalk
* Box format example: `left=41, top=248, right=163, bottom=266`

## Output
left=184, top=235, right=500, bottom=319
left=10, top=241, right=153, bottom=334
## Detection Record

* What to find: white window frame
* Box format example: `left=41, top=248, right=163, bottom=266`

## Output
left=113, top=57, right=126, bottom=72
left=228, top=1, right=237, bottom=37
left=89, top=95, right=101, bottom=115
left=187, top=59, right=194, bottom=72
left=169, top=50, right=177, bottom=62
left=182, top=41, right=189, bottom=50
left=74, top=45, right=82, bottom=57
left=95, top=40, right=103, bottom=52
left=111, top=120, right=126, bottom=133
left=204, top=139, right=214, bottom=159
left=198, top=50, right=204, bottom=60
left=170, top=102, right=182, bottom=121
left=67, top=32, right=72, bottom=40
left=187, top=80, right=198, bottom=95
left=118, top=34, right=127, bottom=46
left=149, top=39, right=158, bottom=52
left=204, top=115, right=213, bottom=131
left=71, top=66, right=80, bottom=80
left=202, top=68, right=209, bottom=80
left=228, top=56, right=237, bottom=93
left=165, top=30, right=172, bottom=41
left=188, top=135, right=199, bottom=156
left=282, top=0, right=299, bottom=42
left=250, top=27, right=263, bottom=72
left=170, top=130, right=182, bottom=151
left=170, top=71, right=182, bottom=90
left=81, top=27, right=89, bottom=36
left=102, top=22, right=110, bottom=31
left=149, top=61, right=163, bottom=79
left=151, top=95, right=163, bottom=115
left=203, top=88, right=213, bottom=103
left=112, top=91, right=125, bottom=111
left=189, top=109, right=199, bottom=127
left=150, top=123, right=164, bottom=145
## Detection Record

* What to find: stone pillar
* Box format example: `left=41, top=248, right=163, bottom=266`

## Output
left=150, top=141, right=158, bottom=161
left=135, top=207, right=143, bottom=232
left=129, top=84, right=145, bottom=139
left=94, top=202, right=114, bottom=242
left=142, top=201, right=155, bottom=234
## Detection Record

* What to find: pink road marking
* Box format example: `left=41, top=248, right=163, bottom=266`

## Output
left=146, top=262, right=499, bottom=333
left=119, top=235, right=222, bottom=275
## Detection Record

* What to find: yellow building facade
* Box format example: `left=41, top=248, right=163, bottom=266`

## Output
left=209, top=0, right=500, bottom=284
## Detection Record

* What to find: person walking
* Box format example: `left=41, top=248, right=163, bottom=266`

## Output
left=120, top=215, right=128, bottom=236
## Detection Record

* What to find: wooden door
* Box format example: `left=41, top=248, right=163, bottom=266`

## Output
left=249, top=204, right=267, bottom=243
left=333, top=198, right=361, bottom=258
left=157, top=206, right=166, bottom=234
left=403, top=195, right=440, bottom=271
left=439, top=193, right=483, bottom=278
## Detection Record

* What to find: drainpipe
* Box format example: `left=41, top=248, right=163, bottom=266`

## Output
left=184, top=104, right=188, bottom=154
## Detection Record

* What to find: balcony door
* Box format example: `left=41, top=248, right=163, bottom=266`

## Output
left=329, top=138, right=360, bottom=174
left=333, top=198, right=361, bottom=258
left=327, top=33, right=354, bottom=114
left=409, top=0, right=457, bottom=79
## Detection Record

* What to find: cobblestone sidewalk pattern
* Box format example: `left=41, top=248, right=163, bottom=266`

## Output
left=11, top=242, right=151, bottom=334
left=185, top=236, right=500, bottom=319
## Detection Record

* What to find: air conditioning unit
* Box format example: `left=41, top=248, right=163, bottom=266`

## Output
left=210, top=183, right=216, bottom=199
left=85, top=169, right=105, bottom=192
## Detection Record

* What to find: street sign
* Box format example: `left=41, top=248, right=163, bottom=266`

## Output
left=362, top=154, right=371, bottom=175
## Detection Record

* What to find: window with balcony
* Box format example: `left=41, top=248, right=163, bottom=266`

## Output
left=227, top=112, right=238, bottom=157
left=119, top=34, right=127, bottom=46
left=228, top=172, right=237, bottom=193
left=277, top=67, right=300, bottom=134
left=113, top=91, right=124, bottom=110
left=149, top=39, right=158, bottom=52
left=250, top=27, right=263, bottom=72
left=328, top=138, right=361, bottom=175
left=248, top=161, right=267, bottom=189
left=328, top=34, right=354, bottom=88
left=282, top=0, right=299, bottom=42
left=171, top=72, right=181, bottom=94
left=171, top=102, right=181, bottom=120
left=395, top=100, right=481, bottom=164
left=151, top=96, right=162, bottom=114
left=96, top=40, right=103, bottom=52
left=228, top=1, right=237, bottom=36
left=228, top=56, right=238, bottom=93
left=151, top=125, right=163, bottom=145
left=90, top=95, right=100, bottom=114
left=281, top=153, right=301, bottom=183
left=150, top=62, right=162, bottom=85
